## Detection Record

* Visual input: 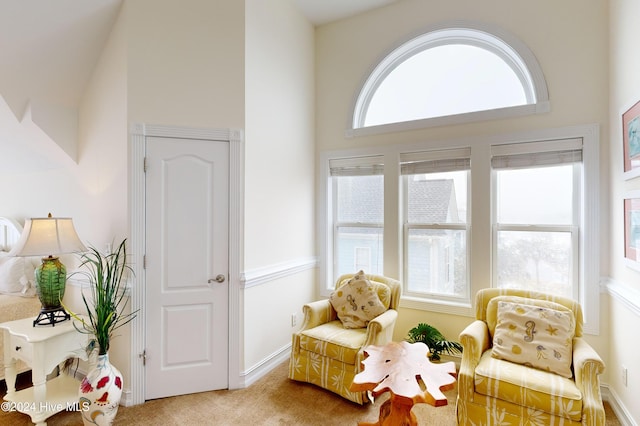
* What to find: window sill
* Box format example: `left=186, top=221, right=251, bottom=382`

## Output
left=346, top=102, right=551, bottom=139
left=399, top=296, right=473, bottom=317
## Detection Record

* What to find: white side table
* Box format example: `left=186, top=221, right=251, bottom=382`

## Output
left=1, top=316, right=89, bottom=426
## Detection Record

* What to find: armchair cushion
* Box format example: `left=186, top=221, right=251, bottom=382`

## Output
left=299, top=320, right=367, bottom=364
left=330, top=271, right=390, bottom=328
left=475, top=351, right=582, bottom=422
left=491, top=299, right=575, bottom=378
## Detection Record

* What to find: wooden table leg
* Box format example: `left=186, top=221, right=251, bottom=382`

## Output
left=359, top=396, right=418, bottom=426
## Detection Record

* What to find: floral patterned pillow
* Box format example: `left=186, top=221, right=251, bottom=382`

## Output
left=491, top=300, right=575, bottom=378
left=330, top=271, right=389, bottom=329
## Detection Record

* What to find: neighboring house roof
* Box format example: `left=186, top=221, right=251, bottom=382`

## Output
left=337, top=176, right=384, bottom=223
left=408, top=178, right=458, bottom=223
left=337, top=176, right=458, bottom=224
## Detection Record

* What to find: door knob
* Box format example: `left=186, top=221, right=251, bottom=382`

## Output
left=208, top=274, right=226, bottom=284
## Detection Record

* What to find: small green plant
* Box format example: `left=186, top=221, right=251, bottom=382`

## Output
left=406, top=323, right=462, bottom=361
left=65, top=239, right=137, bottom=356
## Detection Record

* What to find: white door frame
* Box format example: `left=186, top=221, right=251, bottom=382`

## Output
left=128, top=123, right=244, bottom=405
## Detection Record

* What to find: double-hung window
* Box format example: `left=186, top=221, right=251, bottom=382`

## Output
left=492, top=139, right=582, bottom=299
left=401, top=149, right=470, bottom=300
left=329, top=156, right=384, bottom=282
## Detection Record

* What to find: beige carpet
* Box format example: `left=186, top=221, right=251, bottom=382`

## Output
left=0, top=361, right=622, bottom=425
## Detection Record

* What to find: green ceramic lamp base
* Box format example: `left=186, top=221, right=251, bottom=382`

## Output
left=34, top=256, right=70, bottom=327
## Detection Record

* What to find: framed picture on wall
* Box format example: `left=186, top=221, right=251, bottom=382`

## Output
left=624, top=191, right=640, bottom=271
left=623, top=99, right=640, bottom=179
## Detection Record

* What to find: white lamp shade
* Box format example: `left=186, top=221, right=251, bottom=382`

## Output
left=9, top=217, right=87, bottom=257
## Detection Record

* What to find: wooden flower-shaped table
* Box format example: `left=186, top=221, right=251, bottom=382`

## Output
left=350, top=341, right=457, bottom=426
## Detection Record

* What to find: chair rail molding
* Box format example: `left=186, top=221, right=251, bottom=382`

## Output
left=604, top=276, right=640, bottom=317
left=240, top=257, right=318, bottom=289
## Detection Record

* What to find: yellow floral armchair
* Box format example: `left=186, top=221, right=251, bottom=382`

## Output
left=456, top=289, right=605, bottom=426
left=288, top=273, right=401, bottom=404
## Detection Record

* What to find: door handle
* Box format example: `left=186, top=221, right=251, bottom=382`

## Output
left=208, top=274, right=226, bottom=284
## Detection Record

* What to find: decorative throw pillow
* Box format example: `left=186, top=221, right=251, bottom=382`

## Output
left=486, top=295, right=575, bottom=338
left=336, top=275, right=392, bottom=310
left=330, top=271, right=389, bottom=329
left=491, top=300, right=575, bottom=378
left=0, top=255, right=33, bottom=295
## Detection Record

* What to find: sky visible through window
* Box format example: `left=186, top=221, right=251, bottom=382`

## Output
left=497, top=165, right=573, bottom=225
left=364, top=44, right=527, bottom=127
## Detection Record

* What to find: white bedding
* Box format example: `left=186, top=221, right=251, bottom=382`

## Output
left=0, top=217, right=42, bottom=379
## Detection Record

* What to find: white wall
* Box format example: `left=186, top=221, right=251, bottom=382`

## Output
left=72, top=0, right=129, bottom=383
left=315, top=0, right=610, bottom=381
left=126, top=0, right=245, bottom=128
left=0, top=0, right=129, bottom=388
left=243, top=0, right=316, bottom=373
left=608, top=0, right=640, bottom=423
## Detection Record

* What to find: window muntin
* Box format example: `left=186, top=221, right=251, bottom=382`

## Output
left=330, top=157, right=384, bottom=284
left=492, top=140, right=582, bottom=300
left=365, top=44, right=527, bottom=127
left=402, top=150, right=469, bottom=299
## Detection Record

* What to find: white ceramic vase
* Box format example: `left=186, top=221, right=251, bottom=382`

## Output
left=78, top=353, right=123, bottom=426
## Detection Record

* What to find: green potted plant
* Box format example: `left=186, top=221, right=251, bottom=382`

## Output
left=66, top=239, right=137, bottom=426
left=406, top=323, right=462, bottom=361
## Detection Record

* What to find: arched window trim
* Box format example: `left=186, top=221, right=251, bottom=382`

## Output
left=348, top=22, right=550, bottom=137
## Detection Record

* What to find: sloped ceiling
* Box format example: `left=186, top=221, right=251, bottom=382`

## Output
left=0, top=0, right=122, bottom=174
left=0, top=0, right=397, bottom=174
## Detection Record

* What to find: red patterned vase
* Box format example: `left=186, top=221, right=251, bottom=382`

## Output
left=78, top=354, right=123, bottom=426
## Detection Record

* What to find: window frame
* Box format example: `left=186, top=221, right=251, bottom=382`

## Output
left=318, top=125, right=600, bottom=334
left=327, top=155, right=385, bottom=285
left=347, top=22, right=550, bottom=138
left=400, top=149, right=471, bottom=303
left=491, top=139, right=583, bottom=300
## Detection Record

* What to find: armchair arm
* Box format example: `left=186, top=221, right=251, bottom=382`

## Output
left=572, top=337, right=605, bottom=426
left=364, top=309, right=398, bottom=347
left=298, top=299, right=337, bottom=332
left=457, top=320, right=491, bottom=400
left=357, top=309, right=399, bottom=366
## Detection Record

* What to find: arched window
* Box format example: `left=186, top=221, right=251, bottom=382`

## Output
left=351, top=24, right=549, bottom=134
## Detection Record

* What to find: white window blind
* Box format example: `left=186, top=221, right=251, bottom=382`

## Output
left=400, top=148, right=471, bottom=174
left=491, top=138, right=582, bottom=169
left=329, top=156, right=384, bottom=176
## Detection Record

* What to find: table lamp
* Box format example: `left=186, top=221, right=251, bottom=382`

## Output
left=10, top=213, right=87, bottom=326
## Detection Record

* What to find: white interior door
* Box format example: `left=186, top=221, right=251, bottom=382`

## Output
left=144, top=136, right=229, bottom=400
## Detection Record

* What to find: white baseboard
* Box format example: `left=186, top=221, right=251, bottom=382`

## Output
left=602, top=384, right=637, bottom=426
left=239, top=344, right=290, bottom=388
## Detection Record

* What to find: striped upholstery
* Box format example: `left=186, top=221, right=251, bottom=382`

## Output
left=288, top=274, right=401, bottom=404
left=456, top=289, right=606, bottom=426
left=299, top=321, right=366, bottom=364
